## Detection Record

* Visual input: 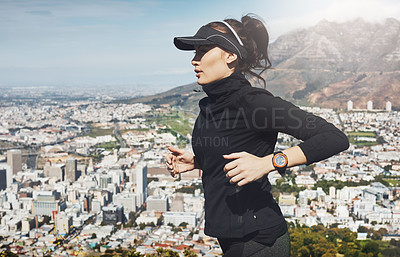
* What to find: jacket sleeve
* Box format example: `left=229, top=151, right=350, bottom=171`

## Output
left=241, top=90, right=349, bottom=164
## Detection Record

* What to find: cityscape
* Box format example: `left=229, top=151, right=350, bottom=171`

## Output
left=1, top=0, right=400, bottom=256
left=0, top=86, right=399, bottom=256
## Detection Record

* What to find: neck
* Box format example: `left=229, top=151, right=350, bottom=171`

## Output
left=201, top=71, right=250, bottom=99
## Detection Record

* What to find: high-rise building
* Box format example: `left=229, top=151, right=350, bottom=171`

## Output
left=65, top=158, right=78, bottom=182
left=113, top=193, right=137, bottom=214
left=21, top=217, right=36, bottom=232
left=347, top=100, right=353, bottom=111
left=0, top=163, right=12, bottom=191
left=367, top=100, right=373, bottom=111
left=329, top=186, right=336, bottom=199
left=146, top=195, right=168, bottom=212
left=99, top=175, right=112, bottom=189
left=49, top=164, right=65, bottom=181
left=44, top=161, right=65, bottom=181
left=7, top=149, right=22, bottom=175
left=386, top=101, right=392, bottom=112
left=102, top=203, right=124, bottom=225
left=135, top=162, right=148, bottom=207
left=55, top=212, right=73, bottom=236
left=33, top=194, right=67, bottom=217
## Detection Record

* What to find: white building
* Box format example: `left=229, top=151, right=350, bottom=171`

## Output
left=329, top=186, right=336, bottom=199
left=386, top=101, right=392, bottom=112
left=146, top=195, right=168, bottom=212
left=135, top=161, right=148, bottom=207
left=7, top=149, right=22, bottom=175
left=367, top=100, right=373, bottom=111
left=163, top=212, right=197, bottom=227
left=55, top=212, right=73, bottom=235
left=335, top=205, right=349, bottom=218
left=295, top=175, right=316, bottom=188
left=21, top=217, right=36, bottom=233
left=347, top=100, right=353, bottom=111
left=114, top=193, right=137, bottom=214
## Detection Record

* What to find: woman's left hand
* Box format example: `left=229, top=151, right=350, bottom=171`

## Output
left=223, top=151, right=273, bottom=187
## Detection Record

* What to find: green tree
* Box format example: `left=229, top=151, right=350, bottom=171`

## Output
left=179, top=222, right=188, bottom=228
left=129, top=211, right=138, bottom=223
left=298, top=246, right=310, bottom=257
left=371, top=228, right=387, bottom=240
left=358, top=226, right=369, bottom=233
left=139, top=223, right=146, bottom=230
left=147, top=248, right=179, bottom=257
left=362, top=241, right=380, bottom=257
left=313, top=237, right=336, bottom=257
left=183, top=249, right=197, bottom=257
left=172, top=227, right=182, bottom=233
left=124, top=250, right=145, bottom=257
left=321, top=249, right=337, bottom=257
left=382, top=248, right=400, bottom=257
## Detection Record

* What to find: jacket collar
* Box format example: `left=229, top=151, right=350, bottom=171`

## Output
left=201, top=71, right=251, bottom=100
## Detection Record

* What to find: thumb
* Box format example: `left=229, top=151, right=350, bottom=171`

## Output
left=223, top=152, right=243, bottom=159
left=168, top=145, right=185, bottom=155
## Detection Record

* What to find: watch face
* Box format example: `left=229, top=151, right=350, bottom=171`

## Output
left=274, top=153, right=287, bottom=168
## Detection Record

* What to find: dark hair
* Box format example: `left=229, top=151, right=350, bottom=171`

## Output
left=207, top=14, right=272, bottom=87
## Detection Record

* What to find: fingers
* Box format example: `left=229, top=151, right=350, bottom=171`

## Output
left=223, top=159, right=238, bottom=173
left=166, top=147, right=180, bottom=177
left=223, top=152, right=245, bottom=160
left=237, top=179, right=249, bottom=187
left=225, top=167, right=241, bottom=180
left=166, top=152, right=175, bottom=168
left=223, top=152, right=246, bottom=172
left=166, top=154, right=177, bottom=177
left=227, top=171, right=249, bottom=186
left=168, top=145, right=185, bottom=155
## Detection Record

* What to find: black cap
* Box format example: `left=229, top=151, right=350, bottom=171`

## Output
left=174, top=26, right=248, bottom=59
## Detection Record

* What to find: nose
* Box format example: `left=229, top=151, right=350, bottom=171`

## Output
left=191, top=56, right=200, bottom=67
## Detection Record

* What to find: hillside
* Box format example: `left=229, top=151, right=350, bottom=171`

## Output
left=266, top=17, right=400, bottom=109
left=129, top=18, right=400, bottom=110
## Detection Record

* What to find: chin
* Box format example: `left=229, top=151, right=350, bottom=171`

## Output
left=197, top=78, right=207, bottom=85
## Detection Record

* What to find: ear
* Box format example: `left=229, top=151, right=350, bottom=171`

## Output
left=226, top=52, right=238, bottom=64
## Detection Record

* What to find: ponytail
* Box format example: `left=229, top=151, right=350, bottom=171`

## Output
left=207, top=14, right=272, bottom=87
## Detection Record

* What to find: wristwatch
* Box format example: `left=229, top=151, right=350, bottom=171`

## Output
left=272, top=151, right=288, bottom=176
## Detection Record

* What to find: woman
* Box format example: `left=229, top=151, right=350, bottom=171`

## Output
left=166, top=14, right=349, bottom=257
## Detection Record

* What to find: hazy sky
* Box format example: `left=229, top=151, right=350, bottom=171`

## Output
left=1, top=0, right=400, bottom=89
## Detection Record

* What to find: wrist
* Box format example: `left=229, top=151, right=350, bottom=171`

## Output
left=262, top=154, right=275, bottom=175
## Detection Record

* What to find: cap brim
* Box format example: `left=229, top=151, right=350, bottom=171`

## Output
left=174, top=37, right=214, bottom=51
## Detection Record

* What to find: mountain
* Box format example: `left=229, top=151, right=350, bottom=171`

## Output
left=127, top=81, right=205, bottom=112
left=129, top=18, right=400, bottom=111
left=267, top=17, right=400, bottom=109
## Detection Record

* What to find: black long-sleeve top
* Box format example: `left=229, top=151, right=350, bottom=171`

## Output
left=191, top=72, right=349, bottom=238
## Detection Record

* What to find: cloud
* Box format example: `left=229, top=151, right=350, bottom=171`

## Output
left=266, top=0, right=400, bottom=40
left=321, top=0, right=400, bottom=22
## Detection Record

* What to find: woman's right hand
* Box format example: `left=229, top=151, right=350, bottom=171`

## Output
left=166, top=146, right=196, bottom=177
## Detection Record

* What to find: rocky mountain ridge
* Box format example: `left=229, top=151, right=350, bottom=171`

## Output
left=130, top=18, right=400, bottom=111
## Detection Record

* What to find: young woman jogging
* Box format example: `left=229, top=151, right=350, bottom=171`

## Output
left=166, top=14, right=349, bottom=257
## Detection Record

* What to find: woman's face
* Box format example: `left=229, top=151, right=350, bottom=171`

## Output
left=192, top=45, right=235, bottom=85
